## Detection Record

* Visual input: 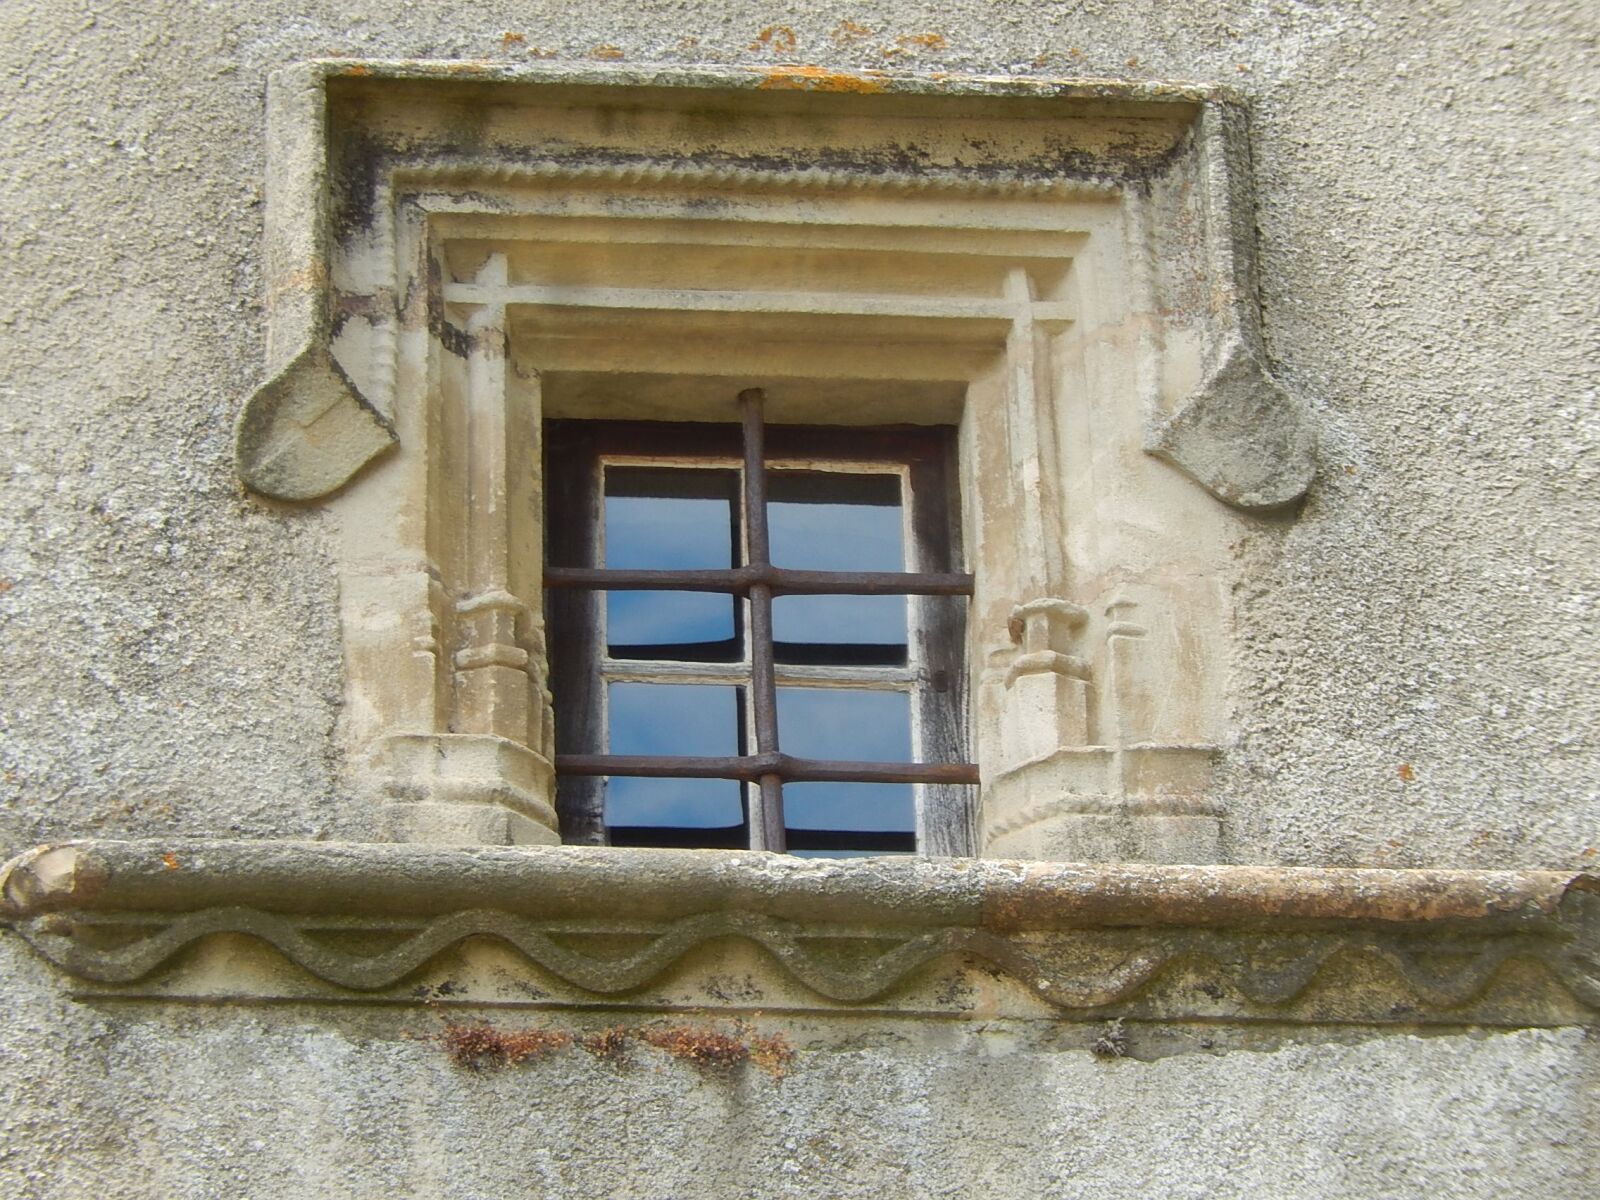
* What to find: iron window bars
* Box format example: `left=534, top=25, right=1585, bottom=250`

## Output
left=544, top=388, right=978, bottom=855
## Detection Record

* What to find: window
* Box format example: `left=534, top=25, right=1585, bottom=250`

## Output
left=545, top=388, right=975, bottom=855
left=231, top=64, right=1310, bottom=861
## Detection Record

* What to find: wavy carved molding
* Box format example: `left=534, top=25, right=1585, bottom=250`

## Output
left=5, top=841, right=1595, bottom=1024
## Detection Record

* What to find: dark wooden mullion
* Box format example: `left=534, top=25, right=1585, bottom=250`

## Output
left=544, top=423, right=609, bottom=845
left=909, top=430, right=975, bottom=856
left=739, top=389, right=786, bottom=852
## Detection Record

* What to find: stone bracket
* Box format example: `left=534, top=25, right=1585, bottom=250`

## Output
left=4, top=840, right=1596, bottom=1025
left=235, top=342, right=397, bottom=501
left=1146, top=337, right=1315, bottom=511
left=1142, top=100, right=1316, bottom=510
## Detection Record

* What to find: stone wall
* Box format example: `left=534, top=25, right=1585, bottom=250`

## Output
left=2, top=2, right=1595, bottom=1196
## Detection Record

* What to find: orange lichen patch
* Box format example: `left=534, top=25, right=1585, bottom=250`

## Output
left=1397, top=762, right=1416, bottom=782
left=439, top=1022, right=571, bottom=1070
left=747, top=1031, right=796, bottom=1077
left=638, top=1026, right=750, bottom=1071
left=342, top=64, right=370, bottom=76
left=755, top=65, right=888, bottom=94
left=161, top=852, right=179, bottom=871
left=500, top=31, right=525, bottom=47
left=830, top=20, right=873, bottom=44
left=579, top=1026, right=630, bottom=1062
left=895, top=33, right=947, bottom=51
left=590, top=44, right=625, bottom=61
left=749, top=25, right=798, bottom=54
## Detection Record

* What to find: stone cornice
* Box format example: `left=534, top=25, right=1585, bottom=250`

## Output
left=233, top=58, right=1314, bottom=509
left=5, top=841, right=1594, bottom=1024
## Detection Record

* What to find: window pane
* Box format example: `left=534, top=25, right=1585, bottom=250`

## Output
left=604, top=682, right=745, bottom=839
left=785, top=783, right=914, bottom=834
left=606, top=778, right=744, bottom=834
left=608, top=682, right=741, bottom=756
left=773, top=594, right=906, bottom=663
left=776, top=687, right=911, bottom=762
left=767, top=471, right=903, bottom=571
left=607, top=591, right=737, bottom=659
left=604, top=467, right=737, bottom=569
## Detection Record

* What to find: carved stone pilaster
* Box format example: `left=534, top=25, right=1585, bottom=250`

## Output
left=379, top=253, right=557, bottom=845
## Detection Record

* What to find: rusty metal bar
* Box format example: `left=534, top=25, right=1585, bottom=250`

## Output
left=555, top=753, right=980, bottom=786
left=543, top=564, right=974, bottom=596
left=740, top=388, right=787, bottom=853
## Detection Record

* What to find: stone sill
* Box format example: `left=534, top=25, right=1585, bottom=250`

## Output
left=2, top=840, right=1595, bottom=1026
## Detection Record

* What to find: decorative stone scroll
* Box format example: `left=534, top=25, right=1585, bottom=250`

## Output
left=231, top=61, right=1318, bottom=857
left=4, top=842, right=1595, bottom=1025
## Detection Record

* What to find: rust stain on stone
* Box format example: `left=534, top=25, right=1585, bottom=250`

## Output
left=755, top=65, right=889, bottom=94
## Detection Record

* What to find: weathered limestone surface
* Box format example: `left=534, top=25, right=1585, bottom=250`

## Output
left=2, top=2, right=1597, bottom=1197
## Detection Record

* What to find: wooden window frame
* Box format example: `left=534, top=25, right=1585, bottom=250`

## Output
left=545, top=390, right=975, bottom=856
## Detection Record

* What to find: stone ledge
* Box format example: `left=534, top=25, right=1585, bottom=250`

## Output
left=2, top=841, right=1595, bottom=1025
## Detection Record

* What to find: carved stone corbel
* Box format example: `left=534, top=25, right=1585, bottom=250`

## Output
left=1143, top=102, right=1316, bottom=511
left=234, top=63, right=396, bottom=501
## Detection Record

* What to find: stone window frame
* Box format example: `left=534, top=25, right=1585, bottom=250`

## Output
left=234, top=60, right=1317, bottom=863
left=2, top=63, right=1595, bottom=1027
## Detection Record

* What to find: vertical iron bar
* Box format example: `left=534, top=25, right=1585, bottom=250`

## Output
left=739, top=388, right=786, bottom=852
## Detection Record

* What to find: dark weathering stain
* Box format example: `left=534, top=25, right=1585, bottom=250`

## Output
left=325, top=106, right=1198, bottom=241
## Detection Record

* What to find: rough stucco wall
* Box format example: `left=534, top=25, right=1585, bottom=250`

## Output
left=1, top=2, right=1596, bottom=1197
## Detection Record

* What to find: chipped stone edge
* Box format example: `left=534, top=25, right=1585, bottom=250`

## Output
left=3, top=840, right=1595, bottom=1020
left=233, top=58, right=1311, bottom=509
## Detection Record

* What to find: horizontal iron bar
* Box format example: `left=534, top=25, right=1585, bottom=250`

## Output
left=555, top=753, right=979, bottom=785
left=544, top=565, right=973, bottom=597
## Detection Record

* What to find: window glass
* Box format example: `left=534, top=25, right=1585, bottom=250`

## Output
left=769, top=471, right=906, bottom=661
left=777, top=687, right=911, bottom=761
left=767, top=470, right=902, bottom=570
left=785, top=782, right=914, bottom=850
left=605, top=682, right=744, bottom=834
left=604, top=467, right=738, bottom=657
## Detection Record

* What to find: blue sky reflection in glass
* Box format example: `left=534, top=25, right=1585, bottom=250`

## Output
left=603, top=466, right=737, bottom=657
left=768, top=470, right=906, bottom=654
left=778, top=688, right=913, bottom=837
left=605, top=681, right=743, bottom=828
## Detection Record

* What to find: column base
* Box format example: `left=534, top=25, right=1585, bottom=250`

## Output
left=373, top=733, right=559, bottom=846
